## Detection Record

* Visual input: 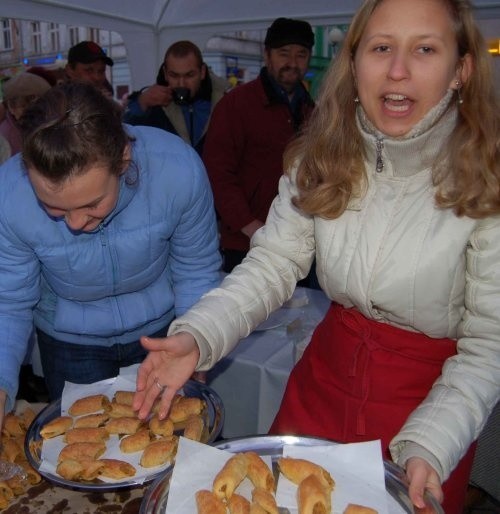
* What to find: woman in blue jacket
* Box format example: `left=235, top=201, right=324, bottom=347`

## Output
left=0, top=82, right=222, bottom=425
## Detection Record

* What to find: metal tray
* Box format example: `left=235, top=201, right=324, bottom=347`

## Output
left=24, top=380, right=225, bottom=492
left=139, top=435, right=444, bottom=514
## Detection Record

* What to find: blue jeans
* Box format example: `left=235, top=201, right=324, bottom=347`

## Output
left=36, top=325, right=169, bottom=401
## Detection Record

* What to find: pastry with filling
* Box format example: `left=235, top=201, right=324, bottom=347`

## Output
left=228, top=493, right=251, bottom=514
left=68, top=394, right=111, bottom=416
left=2, top=413, right=24, bottom=437
left=245, top=451, right=275, bottom=492
left=213, top=452, right=248, bottom=499
left=108, top=400, right=136, bottom=418
left=120, top=429, right=151, bottom=453
left=74, top=413, right=109, bottom=428
left=97, top=458, right=136, bottom=479
left=63, top=426, right=109, bottom=444
left=252, top=486, right=279, bottom=514
left=278, top=457, right=335, bottom=491
left=149, top=415, right=174, bottom=437
left=140, top=436, right=178, bottom=467
left=113, top=390, right=135, bottom=406
left=195, top=489, right=226, bottom=514
left=169, top=396, right=203, bottom=423
left=58, top=441, right=106, bottom=462
left=40, top=416, right=73, bottom=439
left=104, top=416, right=143, bottom=435
left=343, top=504, right=378, bottom=514
left=297, top=474, right=331, bottom=514
left=183, top=413, right=204, bottom=441
left=250, top=504, right=267, bottom=514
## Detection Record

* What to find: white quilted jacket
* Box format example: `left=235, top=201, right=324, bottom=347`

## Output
left=170, top=103, right=500, bottom=480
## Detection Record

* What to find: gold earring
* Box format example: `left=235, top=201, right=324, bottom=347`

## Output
left=456, top=80, right=463, bottom=105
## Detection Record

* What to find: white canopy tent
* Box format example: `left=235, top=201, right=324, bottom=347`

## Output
left=1, top=0, right=499, bottom=88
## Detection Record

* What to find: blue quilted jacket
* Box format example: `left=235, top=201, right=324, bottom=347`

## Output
left=0, top=125, right=222, bottom=411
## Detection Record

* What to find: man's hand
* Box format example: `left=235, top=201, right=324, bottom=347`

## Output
left=133, top=332, right=200, bottom=421
left=241, top=219, right=265, bottom=239
left=406, top=457, right=443, bottom=509
left=138, top=85, right=173, bottom=111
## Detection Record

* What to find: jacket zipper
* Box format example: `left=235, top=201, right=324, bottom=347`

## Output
left=375, top=137, right=384, bottom=173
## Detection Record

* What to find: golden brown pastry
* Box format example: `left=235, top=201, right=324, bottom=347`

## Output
left=343, top=504, right=378, bottom=514
left=21, top=408, right=36, bottom=429
left=0, top=482, right=14, bottom=510
left=74, top=413, right=109, bottom=428
left=149, top=415, right=174, bottom=437
left=97, top=458, right=136, bottom=479
left=57, top=459, right=87, bottom=481
left=140, top=436, right=178, bottom=468
left=213, top=452, right=248, bottom=499
left=58, top=441, right=107, bottom=463
left=63, top=427, right=109, bottom=444
left=2, top=413, right=24, bottom=437
left=68, top=394, right=111, bottom=416
left=183, top=413, right=205, bottom=441
left=113, top=390, right=135, bottom=406
left=250, top=504, right=268, bottom=514
left=252, top=486, right=279, bottom=514
left=169, top=396, right=203, bottom=423
left=6, top=474, right=26, bottom=495
left=245, top=451, right=275, bottom=492
left=17, top=460, right=42, bottom=485
left=119, top=429, right=151, bottom=453
left=297, top=474, right=331, bottom=514
left=39, top=415, right=73, bottom=439
left=104, top=417, right=143, bottom=435
left=278, top=457, right=335, bottom=491
left=108, top=400, right=136, bottom=418
left=228, top=493, right=251, bottom=514
left=195, top=489, right=227, bottom=514
left=2, top=438, right=22, bottom=462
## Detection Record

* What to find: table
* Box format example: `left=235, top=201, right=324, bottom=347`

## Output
left=207, top=287, right=331, bottom=438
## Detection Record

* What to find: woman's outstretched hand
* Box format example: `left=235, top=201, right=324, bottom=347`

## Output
left=406, top=457, right=443, bottom=510
left=133, top=331, right=199, bottom=420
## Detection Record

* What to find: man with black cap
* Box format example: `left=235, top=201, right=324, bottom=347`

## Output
left=202, top=17, right=316, bottom=273
left=65, top=41, right=114, bottom=97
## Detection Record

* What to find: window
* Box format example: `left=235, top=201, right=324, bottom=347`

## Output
left=88, top=28, right=100, bottom=42
left=31, top=21, right=41, bottom=54
left=68, top=27, right=79, bottom=47
left=1, top=19, right=13, bottom=51
left=49, top=23, right=60, bottom=52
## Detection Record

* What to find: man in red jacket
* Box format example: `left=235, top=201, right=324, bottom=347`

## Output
left=203, top=18, right=315, bottom=272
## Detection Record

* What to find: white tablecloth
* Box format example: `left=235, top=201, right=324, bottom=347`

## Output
left=207, top=287, right=331, bottom=438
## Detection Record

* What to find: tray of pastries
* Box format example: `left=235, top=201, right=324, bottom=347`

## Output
left=139, top=435, right=444, bottom=514
left=24, top=380, right=224, bottom=491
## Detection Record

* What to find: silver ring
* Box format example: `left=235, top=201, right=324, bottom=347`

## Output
left=154, top=378, right=165, bottom=391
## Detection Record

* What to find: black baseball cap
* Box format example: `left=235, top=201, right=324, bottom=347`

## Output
left=264, top=17, right=315, bottom=50
left=67, top=41, right=114, bottom=66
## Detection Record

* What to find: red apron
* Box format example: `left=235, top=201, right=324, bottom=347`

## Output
left=270, top=303, right=475, bottom=514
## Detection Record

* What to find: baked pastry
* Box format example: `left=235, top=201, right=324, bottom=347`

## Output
left=245, top=451, right=275, bottom=492
left=278, top=457, right=335, bottom=491
left=119, top=429, right=151, bottom=453
left=0, top=482, right=14, bottom=510
left=74, top=413, right=109, bottom=428
left=249, top=504, right=267, bottom=514
left=343, top=504, right=378, bottom=514
left=297, top=474, right=331, bottom=514
left=228, top=493, right=251, bottom=514
left=113, top=390, right=135, bottom=406
left=149, top=415, right=174, bottom=437
left=183, top=413, right=204, bottom=441
left=63, top=426, right=109, bottom=444
left=2, top=413, right=25, bottom=437
left=40, top=416, right=73, bottom=439
left=104, top=417, right=143, bottom=435
left=56, top=458, right=104, bottom=481
left=213, top=452, right=248, bottom=499
left=169, top=396, right=203, bottom=423
left=195, top=489, right=226, bottom=514
left=97, top=458, right=136, bottom=479
left=68, top=394, right=111, bottom=416
left=252, top=486, right=279, bottom=514
left=58, top=441, right=107, bottom=463
left=140, top=436, right=178, bottom=468
left=108, top=400, right=136, bottom=418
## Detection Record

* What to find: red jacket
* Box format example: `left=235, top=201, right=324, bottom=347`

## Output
left=202, top=67, right=315, bottom=252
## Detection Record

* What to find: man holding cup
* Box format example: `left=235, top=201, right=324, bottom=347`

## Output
left=123, top=40, right=228, bottom=155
